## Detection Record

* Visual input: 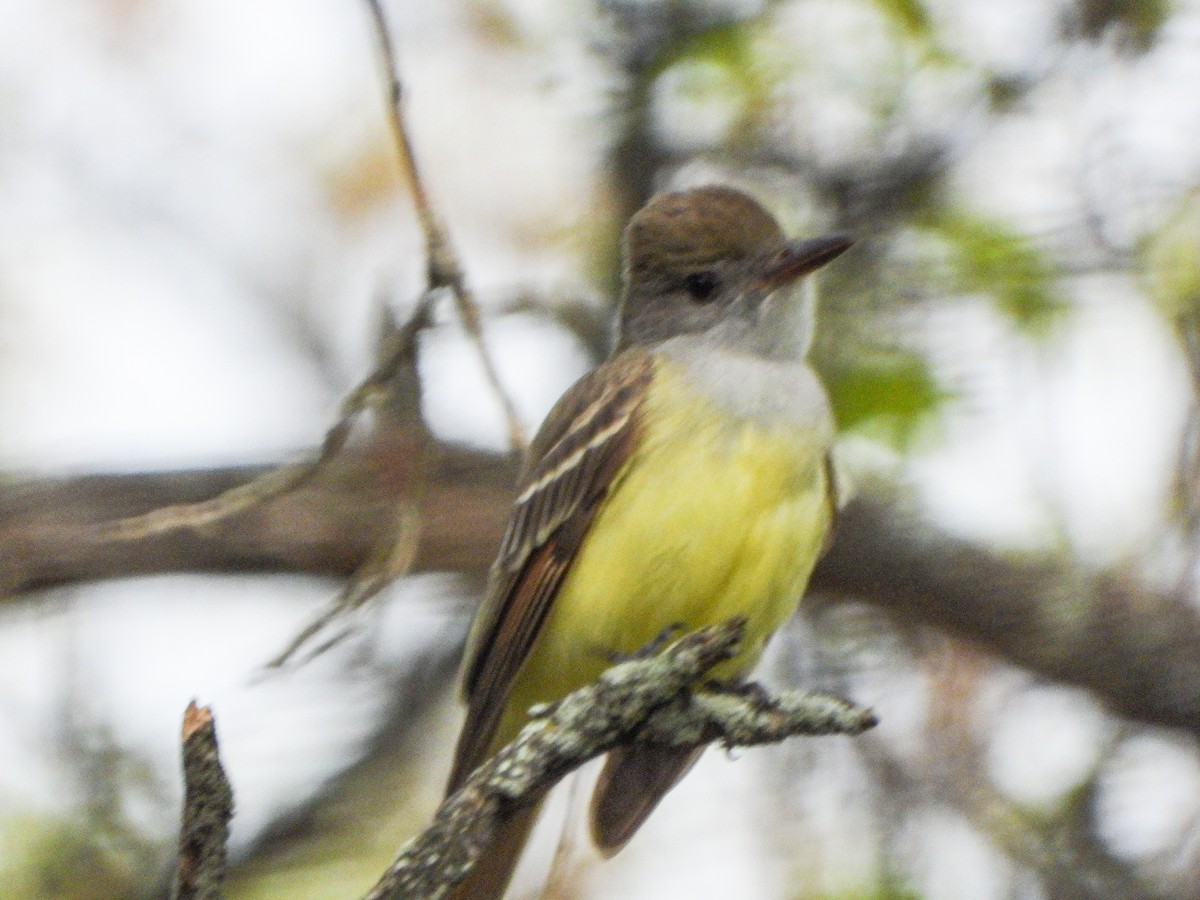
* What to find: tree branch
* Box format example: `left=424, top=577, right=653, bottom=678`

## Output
left=0, top=442, right=511, bottom=596
left=810, top=497, right=1200, bottom=735
left=361, top=619, right=875, bottom=900
left=5, top=453, right=1200, bottom=739
left=172, top=702, right=233, bottom=900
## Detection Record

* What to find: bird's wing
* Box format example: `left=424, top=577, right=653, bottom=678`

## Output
left=590, top=744, right=703, bottom=854
left=447, top=348, right=655, bottom=793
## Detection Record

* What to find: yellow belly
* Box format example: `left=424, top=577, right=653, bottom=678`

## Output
left=497, top=361, right=831, bottom=745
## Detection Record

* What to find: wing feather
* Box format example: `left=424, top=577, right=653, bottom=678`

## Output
left=447, top=349, right=654, bottom=793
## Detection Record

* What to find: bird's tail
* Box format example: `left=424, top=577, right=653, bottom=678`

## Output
left=444, top=745, right=700, bottom=897
left=589, top=745, right=703, bottom=855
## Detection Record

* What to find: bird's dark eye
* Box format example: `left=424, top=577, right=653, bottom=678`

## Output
left=683, top=271, right=719, bottom=302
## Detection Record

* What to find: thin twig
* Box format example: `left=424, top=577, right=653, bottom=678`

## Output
left=262, top=293, right=435, bottom=665
left=171, top=702, right=233, bottom=900
left=363, top=0, right=528, bottom=454
left=362, top=619, right=876, bottom=900
left=265, top=500, right=422, bottom=667
left=88, top=293, right=436, bottom=545
left=92, top=294, right=436, bottom=666
left=90, top=433, right=346, bottom=544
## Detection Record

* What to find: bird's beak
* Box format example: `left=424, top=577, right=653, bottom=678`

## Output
left=761, top=234, right=854, bottom=286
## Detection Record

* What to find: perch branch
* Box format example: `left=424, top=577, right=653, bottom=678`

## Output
left=362, top=619, right=875, bottom=900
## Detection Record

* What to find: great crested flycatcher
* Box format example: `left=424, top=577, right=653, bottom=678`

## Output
left=445, top=185, right=851, bottom=898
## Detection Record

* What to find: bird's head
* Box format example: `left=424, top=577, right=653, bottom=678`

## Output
left=616, top=186, right=851, bottom=358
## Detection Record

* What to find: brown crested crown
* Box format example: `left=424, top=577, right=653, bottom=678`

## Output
left=622, top=186, right=785, bottom=285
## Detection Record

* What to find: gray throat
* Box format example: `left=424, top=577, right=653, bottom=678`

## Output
left=656, top=335, right=834, bottom=438
left=653, top=278, right=831, bottom=432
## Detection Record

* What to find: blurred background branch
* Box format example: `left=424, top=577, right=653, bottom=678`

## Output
left=5, top=462, right=1200, bottom=739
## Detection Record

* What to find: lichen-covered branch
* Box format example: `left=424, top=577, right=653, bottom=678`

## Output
left=362, top=619, right=876, bottom=900
left=172, top=702, right=233, bottom=900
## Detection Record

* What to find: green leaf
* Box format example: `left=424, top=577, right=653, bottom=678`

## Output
left=823, top=348, right=948, bottom=449
left=871, top=0, right=936, bottom=42
left=928, top=210, right=1068, bottom=337
left=650, top=21, right=777, bottom=129
left=651, top=22, right=754, bottom=80
left=1142, top=192, right=1200, bottom=321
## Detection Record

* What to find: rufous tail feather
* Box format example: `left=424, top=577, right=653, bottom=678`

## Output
left=589, top=745, right=703, bottom=856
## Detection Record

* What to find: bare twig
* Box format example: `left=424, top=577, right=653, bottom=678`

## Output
left=87, top=293, right=436, bottom=546
left=172, top=702, right=233, bottom=900
left=263, top=295, right=436, bottom=665
left=363, top=0, right=528, bottom=454
left=75, top=1, right=527, bottom=668
left=265, top=501, right=422, bottom=667
left=88, top=449, right=342, bottom=544
left=84, top=295, right=436, bottom=666
left=362, top=619, right=876, bottom=900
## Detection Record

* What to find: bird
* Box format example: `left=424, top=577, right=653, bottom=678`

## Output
left=444, top=184, right=851, bottom=898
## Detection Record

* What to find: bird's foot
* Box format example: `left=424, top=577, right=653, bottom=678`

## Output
left=607, top=623, right=687, bottom=664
